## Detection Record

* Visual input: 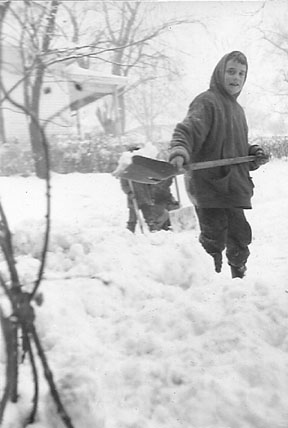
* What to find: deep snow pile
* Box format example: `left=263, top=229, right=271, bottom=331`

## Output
left=0, top=160, right=288, bottom=428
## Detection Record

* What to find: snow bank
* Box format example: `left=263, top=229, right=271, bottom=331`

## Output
left=0, top=160, right=288, bottom=428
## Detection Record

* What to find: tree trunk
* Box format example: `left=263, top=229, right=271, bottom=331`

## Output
left=112, top=57, right=126, bottom=134
left=29, top=70, right=48, bottom=179
left=29, top=118, right=47, bottom=179
left=0, top=92, right=6, bottom=143
left=26, top=0, right=59, bottom=178
left=118, top=92, right=125, bottom=134
left=0, top=1, right=10, bottom=144
left=0, top=59, right=7, bottom=143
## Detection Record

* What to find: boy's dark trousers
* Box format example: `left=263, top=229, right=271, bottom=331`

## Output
left=195, top=207, right=252, bottom=269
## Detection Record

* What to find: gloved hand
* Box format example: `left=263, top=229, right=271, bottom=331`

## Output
left=253, top=148, right=270, bottom=166
left=249, top=146, right=270, bottom=168
left=170, top=155, right=185, bottom=171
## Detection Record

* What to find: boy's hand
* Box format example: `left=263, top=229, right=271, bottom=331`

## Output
left=254, top=148, right=270, bottom=166
left=249, top=146, right=270, bottom=168
left=170, top=156, right=185, bottom=170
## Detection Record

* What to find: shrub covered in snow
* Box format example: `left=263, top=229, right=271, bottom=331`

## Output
left=0, top=142, right=34, bottom=176
left=49, top=134, right=125, bottom=174
left=250, top=135, right=288, bottom=159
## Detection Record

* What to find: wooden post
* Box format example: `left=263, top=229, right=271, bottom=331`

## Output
left=76, top=109, right=82, bottom=140
left=113, top=88, right=121, bottom=139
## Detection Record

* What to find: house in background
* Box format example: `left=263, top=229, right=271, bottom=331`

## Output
left=0, top=45, right=128, bottom=143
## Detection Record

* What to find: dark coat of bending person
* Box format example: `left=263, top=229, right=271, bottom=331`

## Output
left=168, top=51, right=269, bottom=278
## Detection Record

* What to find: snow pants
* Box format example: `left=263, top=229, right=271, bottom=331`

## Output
left=195, top=207, right=252, bottom=267
left=127, top=204, right=169, bottom=233
left=127, top=204, right=154, bottom=232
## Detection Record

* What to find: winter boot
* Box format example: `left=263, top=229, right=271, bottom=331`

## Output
left=230, top=264, right=247, bottom=279
left=211, top=252, right=222, bottom=273
left=127, top=222, right=136, bottom=233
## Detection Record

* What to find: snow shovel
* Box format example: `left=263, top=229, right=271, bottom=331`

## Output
left=129, top=154, right=257, bottom=182
left=119, top=155, right=256, bottom=231
left=168, top=176, right=197, bottom=232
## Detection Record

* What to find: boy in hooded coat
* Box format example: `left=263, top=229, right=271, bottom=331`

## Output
left=168, top=51, right=269, bottom=278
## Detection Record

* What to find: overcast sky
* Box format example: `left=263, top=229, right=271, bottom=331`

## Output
left=148, top=0, right=288, bottom=134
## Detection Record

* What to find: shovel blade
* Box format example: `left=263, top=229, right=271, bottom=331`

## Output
left=169, top=206, right=197, bottom=232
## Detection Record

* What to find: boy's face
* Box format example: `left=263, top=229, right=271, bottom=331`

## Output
left=224, top=59, right=247, bottom=96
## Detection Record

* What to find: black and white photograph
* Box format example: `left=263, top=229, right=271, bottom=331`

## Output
left=0, top=1, right=287, bottom=427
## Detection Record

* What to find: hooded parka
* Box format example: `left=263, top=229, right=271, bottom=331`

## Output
left=169, top=51, right=259, bottom=209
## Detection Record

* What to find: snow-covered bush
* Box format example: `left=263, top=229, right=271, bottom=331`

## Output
left=250, top=136, right=288, bottom=159
left=49, top=134, right=125, bottom=173
left=0, top=142, right=34, bottom=176
left=0, top=134, right=146, bottom=176
left=1, top=134, right=286, bottom=177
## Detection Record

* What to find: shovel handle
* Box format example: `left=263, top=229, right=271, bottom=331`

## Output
left=128, top=180, right=145, bottom=234
left=173, top=176, right=181, bottom=207
left=181, top=155, right=256, bottom=173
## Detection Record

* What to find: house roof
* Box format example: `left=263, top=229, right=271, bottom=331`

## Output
left=64, top=64, right=128, bottom=110
left=2, top=43, right=128, bottom=111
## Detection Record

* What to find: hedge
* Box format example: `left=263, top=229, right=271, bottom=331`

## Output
left=0, top=135, right=287, bottom=177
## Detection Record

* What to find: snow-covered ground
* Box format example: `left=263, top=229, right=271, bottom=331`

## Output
left=0, top=159, right=288, bottom=428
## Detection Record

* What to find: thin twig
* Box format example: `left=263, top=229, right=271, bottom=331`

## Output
left=0, top=202, right=21, bottom=288
left=30, top=325, right=75, bottom=428
left=22, top=327, right=39, bottom=425
left=0, top=307, right=11, bottom=423
left=0, top=279, right=19, bottom=405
